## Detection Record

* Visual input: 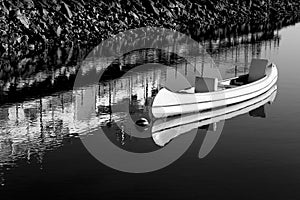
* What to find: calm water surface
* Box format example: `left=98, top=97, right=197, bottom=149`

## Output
left=1, top=23, right=300, bottom=199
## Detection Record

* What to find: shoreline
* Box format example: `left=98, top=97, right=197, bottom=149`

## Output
left=1, top=0, right=300, bottom=60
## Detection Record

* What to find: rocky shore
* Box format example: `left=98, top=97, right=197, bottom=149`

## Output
left=1, top=0, right=300, bottom=61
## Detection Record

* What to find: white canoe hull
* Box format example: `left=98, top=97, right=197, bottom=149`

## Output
left=152, top=85, right=277, bottom=146
left=151, top=64, right=278, bottom=118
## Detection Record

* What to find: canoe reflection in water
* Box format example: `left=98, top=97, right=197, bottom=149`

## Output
left=152, top=85, right=277, bottom=158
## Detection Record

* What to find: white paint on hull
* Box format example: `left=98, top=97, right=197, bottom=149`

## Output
left=152, top=85, right=278, bottom=146
left=151, top=64, right=278, bottom=118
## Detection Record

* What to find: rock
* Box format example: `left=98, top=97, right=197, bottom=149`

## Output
left=28, top=44, right=35, bottom=50
left=1, top=0, right=300, bottom=61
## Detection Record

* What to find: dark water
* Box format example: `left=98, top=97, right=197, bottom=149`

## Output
left=1, top=22, right=300, bottom=199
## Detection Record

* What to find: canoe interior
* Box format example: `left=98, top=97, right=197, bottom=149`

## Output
left=179, top=73, right=266, bottom=93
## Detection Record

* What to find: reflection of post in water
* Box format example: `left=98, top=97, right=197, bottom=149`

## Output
left=81, top=89, right=84, bottom=106
left=244, top=43, right=249, bottom=73
left=15, top=104, right=19, bottom=126
left=184, top=60, right=187, bottom=76
left=117, top=123, right=126, bottom=146
left=234, top=65, right=238, bottom=77
left=130, top=76, right=133, bottom=105
left=60, top=94, right=64, bottom=112
left=172, top=33, right=177, bottom=60
left=217, top=38, right=222, bottom=68
left=39, top=97, right=44, bottom=139
left=275, top=29, right=280, bottom=47
left=113, top=80, right=117, bottom=104
left=50, top=99, right=56, bottom=137
left=251, top=36, right=257, bottom=59
left=208, top=39, right=213, bottom=54
left=237, top=43, right=241, bottom=63
left=98, top=84, right=101, bottom=98
left=235, top=45, right=239, bottom=76
left=194, top=56, right=197, bottom=73
left=264, top=36, right=268, bottom=57
left=231, top=41, right=234, bottom=63
left=256, top=41, right=262, bottom=58
left=144, top=78, right=148, bottom=106
left=151, top=70, right=155, bottom=92
left=108, top=82, right=112, bottom=124
left=36, top=146, right=44, bottom=170
left=201, top=45, right=205, bottom=77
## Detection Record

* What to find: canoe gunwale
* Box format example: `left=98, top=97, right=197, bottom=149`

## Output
left=153, top=75, right=278, bottom=108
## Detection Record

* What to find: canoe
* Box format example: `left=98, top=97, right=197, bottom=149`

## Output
left=152, top=85, right=277, bottom=146
left=151, top=63, right=278, bottom=118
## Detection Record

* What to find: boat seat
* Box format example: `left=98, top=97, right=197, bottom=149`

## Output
left=230, top=74, right=248, bottom=86
left=247, top=59, right=268, bottom=83
left=218, top=84, right=238, bottom=89
left=195, top=77, right=218, bottom=93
